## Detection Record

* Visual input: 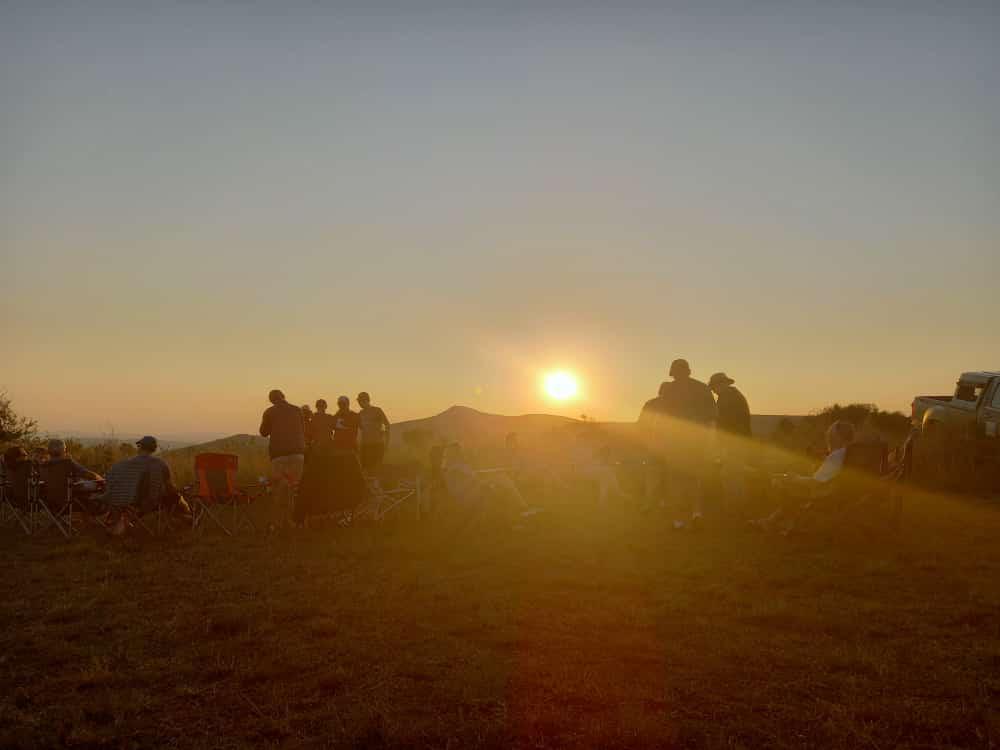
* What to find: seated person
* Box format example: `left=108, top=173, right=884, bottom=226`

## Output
left=443, top=443, right=528, bottom=517
left=101, top=435, right=190, bottom=534
left=751, top=420, right=856, bottom=534
left=569, top=429, right=629, bottom=506
left=40, top=439, right=102, bottom=508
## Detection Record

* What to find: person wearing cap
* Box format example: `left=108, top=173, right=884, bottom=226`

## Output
left=639, top=358, right=716, bottom=525
left=709, top=373, right=752, bottom=507
left=357, top=392, right=390, bottom=476
left=101, top=436, right=189, bottom=535
left=259, top=389, right=306, bottom=530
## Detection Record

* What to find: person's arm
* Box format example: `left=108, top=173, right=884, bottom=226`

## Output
left=160, top=460, right=178, bottom=494
left=260, top=408, right=271, bottom=438
left=380, top=408, right=391, bottom=445
left=71, top=458, right=101, bottom=481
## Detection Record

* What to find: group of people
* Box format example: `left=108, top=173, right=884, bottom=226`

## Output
left=1, top=436, right=188, bottom=535
left=638, top=357, right=863, bottom=532
left=259, top=389, right=390, bottom=528
left=2, top=360, right=867, bottom=537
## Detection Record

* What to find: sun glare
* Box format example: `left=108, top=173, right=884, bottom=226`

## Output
left=543, top=371, right=579, bottom=401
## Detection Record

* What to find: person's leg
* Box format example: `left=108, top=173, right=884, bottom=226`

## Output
left=270, top=456, right=301, bottom=530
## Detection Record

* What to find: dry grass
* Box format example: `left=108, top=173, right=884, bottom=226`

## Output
left=1, top=487, right=998, bottom=749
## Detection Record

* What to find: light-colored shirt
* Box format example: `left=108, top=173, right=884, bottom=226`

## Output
left=812, top=447, right=847, bottom=484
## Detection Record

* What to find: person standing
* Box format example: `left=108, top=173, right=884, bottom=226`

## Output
left=309, top=399, right=336, bottom=446
left=647, top=358, right=716, bottom=526
left=329, top=396, right=367, bottom=512
left=709, top=372, right=752, bottom=508
left=357, top=392, right=390, bottom=476
left=259, top=389, right=306, bottom=530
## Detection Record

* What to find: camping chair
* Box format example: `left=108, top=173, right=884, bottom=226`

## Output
left=804, top=440, right=895, bottom=532
left=188, top=453, right=256, bottom=535
left=39, top=460, right=91, bottom=536
left=1, top=461, right=33, bottom=535
left=354, top=476, right=420, bottom=522
left=29, top=465, right=71, bottom=538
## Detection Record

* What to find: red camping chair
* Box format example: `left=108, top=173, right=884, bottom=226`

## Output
left=189, top=453, right=256, bottom=535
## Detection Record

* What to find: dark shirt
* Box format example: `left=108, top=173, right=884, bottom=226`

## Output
left=260, top=400, right=306, bottom=459
left=715, top=385, right=752, bottom=437
left=309, top=412, right=337, bottom=445
left=359, top=405, right=390, bottom=445
left=44, top=456, right=99, bottom=481
left=657, top=378, right=717, bottom=426
left=332, top=410, right=360, bottom=453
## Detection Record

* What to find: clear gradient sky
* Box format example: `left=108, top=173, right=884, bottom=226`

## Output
left=3, top=2, right=998, bottom=439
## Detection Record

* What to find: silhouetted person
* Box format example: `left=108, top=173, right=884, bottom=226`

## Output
left=357, top=391, right=390, bottom=475
left=309, top=399, right=336, bottom=446
left=709, top=372, right=752, bottom=507
left=301, top=404, right=314, bottom=448
left=259, top=389, right=306, bottom=530
left=709, top=373, right=751, bottom=438
left=640, top=358, right=716, bottom=526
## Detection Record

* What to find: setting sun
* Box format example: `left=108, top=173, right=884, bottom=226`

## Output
left=543, top=371, right=580, bottom=401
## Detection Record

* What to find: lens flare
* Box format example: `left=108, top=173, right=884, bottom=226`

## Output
left=544, top=371, right=579, bottom=401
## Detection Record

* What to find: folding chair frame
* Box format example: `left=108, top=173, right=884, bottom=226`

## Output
left=354, top=477, right=421, bottom=522
left=189, top=453, right=258, bottom=536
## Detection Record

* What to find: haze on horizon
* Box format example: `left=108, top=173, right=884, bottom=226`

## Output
left=3, top=2, right=997, bottom=439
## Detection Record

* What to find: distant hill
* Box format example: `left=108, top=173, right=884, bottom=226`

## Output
left=389, top=405, right=578, bottom=449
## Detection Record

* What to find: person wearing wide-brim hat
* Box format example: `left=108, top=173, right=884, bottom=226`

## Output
left=708, top=373, right=751, bottom=438
left=709, top=372, right=753, bottom=508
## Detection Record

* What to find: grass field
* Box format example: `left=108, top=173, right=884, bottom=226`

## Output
left=2, top=487, right=998, bottom=749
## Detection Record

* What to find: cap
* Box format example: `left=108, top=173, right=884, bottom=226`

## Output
left=709, top=372, right=735, bottom=388
left=136, top=435, right=158, bottom=451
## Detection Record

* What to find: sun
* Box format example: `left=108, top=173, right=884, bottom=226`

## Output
left=543, top=370, right=579, bottom=401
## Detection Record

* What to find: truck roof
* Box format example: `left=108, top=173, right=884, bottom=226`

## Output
left=959, top=371, right=1000, bottom=385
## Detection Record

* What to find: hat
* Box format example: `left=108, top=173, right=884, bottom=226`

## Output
left=708, top=372, right=735, bottom=388
left=136, top=435, right=158, bottom=451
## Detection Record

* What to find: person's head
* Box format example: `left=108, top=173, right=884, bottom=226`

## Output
left=3, top=445, right=28, bottom=467
left=301, top=404, right=313, bottom=416
left=47, top=439, right=66, bottom=458
left=825, top=421, right=856, bottom=453
left=268, top=389, right=285, bottom=405
left=357, top=392, right=371, bottom=408
left=135, top=435, right=158, bottom=455
left=315, top=399, right=328, bottom=414
left=337, top=396, right=350, bottom=412
left=708, top=372, right=735, bottom=395
left=668, top=358, right=691, bottom=381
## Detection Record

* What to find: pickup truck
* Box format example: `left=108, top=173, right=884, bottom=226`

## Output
left=912, top=371, right=1000, bottom=439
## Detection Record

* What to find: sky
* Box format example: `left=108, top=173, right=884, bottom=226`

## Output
left=2, top=2, right=998, bottom=439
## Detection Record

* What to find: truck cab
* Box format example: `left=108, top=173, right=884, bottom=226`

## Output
left=913, top=372, right=1000, bottom=439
